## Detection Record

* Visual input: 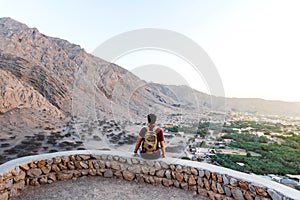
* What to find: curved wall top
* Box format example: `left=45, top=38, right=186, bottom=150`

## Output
left=0, top=150, right=299, bottom=200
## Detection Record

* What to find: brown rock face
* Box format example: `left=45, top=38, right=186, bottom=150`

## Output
left=153, top=177, right=162, bottom=185
left=254, top=186, right=269, bottom=197
left=175, top=173, right=184, bottom=182
left=30, top=178, right=40, bottom=186
left=13, top=171, right=26, bottom=182
left=39, top=177, right=48, bottom=185
left=231, top=188, right=245, bottom=200
left=0, top=191, right=8, bottom=200
left=216, top=183, right=224, bottom=194
left=57, top=171, right=73, bottom=181
left=191, top=168, right=198, bottom=176
left=19, top=164, right=29, bottom=171
left=0, top=56, right=66, bottom=116
left=103, top=170, right=113, bottom=178
left=207, top=191, right=215, bottom=200
left=238, top=181, right=249, bottom=190
left=0, top=18, right=186, bottom=125
left=205, top=171, right=211, bottom=179
left=79, top=161, right=88, bottom=169
left=162, top=178, right=173, bottom=187
left=211, top=173, right=217, bottom=181
left=188, top=176, right=196, bottom=185
left=217, top=174, right=223, bottom=183
left=37, top=161, right=46, bottom=168
left=180, top=182, right=189, bottom=190
left=122, top=171, right=135, bottom=181
left=27, top=168, right=42, bottom=178
left=41, top=166, right=51, bottom=175
left=204, top=178, right=210, bottom=190
left=156, top=170, right=165, bottom=178
left=244, top=191, right=254, bottom=200
left=48, top=173, right=57, bottom=182
left=197, top=177, right=204, bottom=188
left=211, top=180, right=217, bottom=193
left=51, top=164, right=60, bottom=173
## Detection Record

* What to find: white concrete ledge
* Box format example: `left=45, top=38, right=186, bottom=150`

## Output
left=0, top=150, right=299, bottom=200
left=172, top=158, right=300, bottom=199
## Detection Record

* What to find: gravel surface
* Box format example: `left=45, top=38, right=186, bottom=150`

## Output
left=13, top=176, right=209, bottom=200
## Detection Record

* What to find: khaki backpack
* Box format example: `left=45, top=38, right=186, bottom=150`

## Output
left=142, top=126, right=158, bottom=153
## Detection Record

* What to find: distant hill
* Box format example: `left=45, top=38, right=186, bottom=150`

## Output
left=163, top=85, right=300, bottom=117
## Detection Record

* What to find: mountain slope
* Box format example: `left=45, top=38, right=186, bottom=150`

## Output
left=0, top=17, right=184, bottom=123
left=0, top=16, right=300, bottom=125
left=1, top=17, right=300, bottom=164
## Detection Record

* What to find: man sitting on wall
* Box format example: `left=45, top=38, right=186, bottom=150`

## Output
left=133, top=114, right=166, bottom=159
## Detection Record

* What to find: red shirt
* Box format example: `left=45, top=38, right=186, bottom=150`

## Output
left=139, top=125, right=164, bottom=141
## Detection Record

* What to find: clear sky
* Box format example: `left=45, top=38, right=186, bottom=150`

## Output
left=1, top=0, right=300, bottom=102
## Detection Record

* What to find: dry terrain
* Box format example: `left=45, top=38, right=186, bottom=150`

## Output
left=12, top=176, right=209, bottom=200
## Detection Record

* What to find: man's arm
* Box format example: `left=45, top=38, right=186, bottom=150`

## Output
left=133, top=127, right=146, bottom=156
left=133, top=136, right=143, bottom=156
left=160, top=140, right=166, bottom=158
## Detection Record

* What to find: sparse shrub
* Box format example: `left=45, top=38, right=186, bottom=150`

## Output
left=93, top=135, right=102, bottom=141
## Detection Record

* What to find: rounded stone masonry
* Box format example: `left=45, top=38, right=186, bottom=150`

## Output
left=0, top=150, right=299, bottom=200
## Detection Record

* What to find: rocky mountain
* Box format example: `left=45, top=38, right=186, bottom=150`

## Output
left=1, top=17, right=300, bottom=125
left=1, top=17, right=300, bottom=164
left=0, top=17, right=181, bottom=163
left=0, top=18, right=182, bottom=121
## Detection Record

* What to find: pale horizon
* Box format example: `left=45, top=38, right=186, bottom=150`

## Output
left=1, top=0, right=300, bottom=102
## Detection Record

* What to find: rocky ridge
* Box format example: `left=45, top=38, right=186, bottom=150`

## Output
left=0, top=17, right=185, bottom=121
left=0, top=17, right=191, bottom=164
left=1, top=17, right=300, bottom=165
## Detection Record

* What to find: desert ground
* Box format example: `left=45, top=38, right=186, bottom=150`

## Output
left=0, top=109, right=196, bottom=165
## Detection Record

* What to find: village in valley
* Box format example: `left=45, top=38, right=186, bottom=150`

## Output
left=161, top=111, right=300, bottom=191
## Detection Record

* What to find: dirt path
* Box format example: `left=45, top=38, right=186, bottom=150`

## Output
left=13, top=176, right=209, bottom=200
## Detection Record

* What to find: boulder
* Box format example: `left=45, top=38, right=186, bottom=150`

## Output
left=122, top=171, right=135, bottom=181
left=27, top=168, right=42, bottom=177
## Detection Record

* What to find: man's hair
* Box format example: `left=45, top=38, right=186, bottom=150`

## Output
left=147, top=114, right=157, bottom=124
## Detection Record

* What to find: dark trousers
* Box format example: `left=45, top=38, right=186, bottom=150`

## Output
left=140, top=150, right=161, bottom=160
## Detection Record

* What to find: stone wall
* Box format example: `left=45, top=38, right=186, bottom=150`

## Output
left=0, top=150, right=299, bottom=200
